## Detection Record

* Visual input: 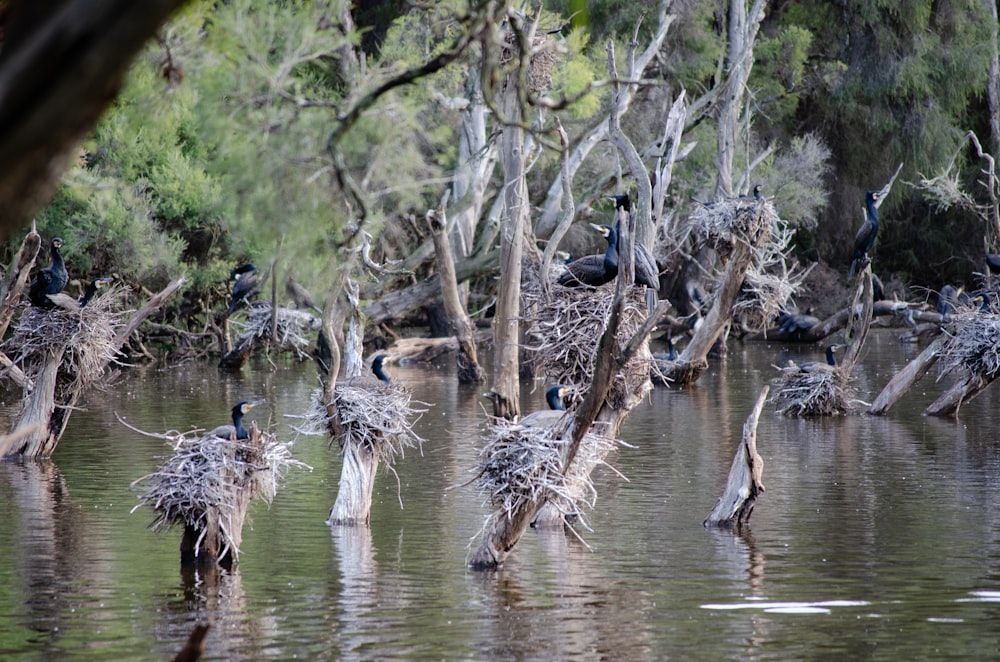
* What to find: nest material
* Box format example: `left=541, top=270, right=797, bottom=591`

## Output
left=297, top=381, right=425, bottom=464
left=771, top=366, right=852, bottom=417
left=522, top=281, right=650, bottom=410
left=231, top=301, right=320, bottom=358
left=499, top=24, right=559, bottom=93
left=131, top=424, right=306, bottom=561
left=936, top=310, right=1000, bottom=378
left=691, top=197, right=774, bottom=260
left=5, top=286, right=129, bottom=387
left=476, top=417, right=619, bottom=525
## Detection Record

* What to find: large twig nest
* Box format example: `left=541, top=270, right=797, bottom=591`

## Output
left=771, top=366, right=853, bottom=417
left=500, top=22, right=559, bottom=93
left=475, top=417, right=621, bottom=529
left=936, top=310, right=1000, bottom=379
left=297, top=381, right=425, bottom=464
left=522, top=280, right=650, bottom=409
left=691, top=197, right=774, bottom=260
left=131, top=423, right=307, bottom=562
left=231, top=301, right=320, bottom=358
left=5, top=286, right=129, bottom=387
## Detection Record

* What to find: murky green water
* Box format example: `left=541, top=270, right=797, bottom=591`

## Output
left=2, top=331, right=1000, bottom=660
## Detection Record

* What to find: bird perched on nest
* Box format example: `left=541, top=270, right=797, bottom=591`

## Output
left=741, top=184, right=764, bottom=200
left=208, top=401, right=257, bottom=440
left=781, top=344, right=842, bottom=374
left=370, top=354, right=397, bottom=382
left=29, top=237, right=69, bottom=307
left=605, top=193, right=660, bottom=291
left=286, top=276, right=321, bottom=314
left=79, top=277, right=113, bottom=307
left=557, top=224, right=619, bottom=287
left=849, top=190, right=880, bottom=278
left=227, top=263, right=258, bottom=316
left=518, top=385, right=569, bottom=428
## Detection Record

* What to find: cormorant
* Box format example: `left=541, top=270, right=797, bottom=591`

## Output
left=208, top=401, right=256, bottom=440
left=652, top=333, right=677, bottom=363
left=286, top=276, right=321, bottom=314
left=739, top=184, right=763, bottom=200
left=775, top=310, right=820, bottom=340
left=79, top=277, right=113, bottom=307
left=556, top=224, right=618, bottom=287
left=849, top=191, right=880, bottom=278
left=605, top=193, right=660, bottom=290
left=545, top=385, right=568, bottom=411
left=871, top=273, right=886, bottom=302
left=227, top=263, right=258, bottom=315
left=371, top=354, right=396, bottom=382
left=937, top=284, right=962, bottom=317
left=987, top=253, right=1000, bottom=274
left=785, top=344, right=842, bottom=374
left=29, top=237, right=69, bottom=307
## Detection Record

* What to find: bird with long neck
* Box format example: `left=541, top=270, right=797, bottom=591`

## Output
left=604, top=193, right=659, bottom=290
left=556, top=224, right=619, bottom=287
left=849, top=191, right=880, bottom=278
left=371, top=354, right=395, bottom=382
left=208, top=401, right=257, bottom=440
left=227, top=263, right=258, bottom=315
left=545, top=385, right=568, bottom=411
left=29, top=237, right=69, bottom=307
left=79, top=277, right=112, bottom=307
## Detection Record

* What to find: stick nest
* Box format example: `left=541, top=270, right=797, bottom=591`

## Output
left=522, top=280, right=650, bottom=409
left=936, top=310, right=1000, bottom=378
left=231, top=301, right=320, bottom=358
left=771, top=366, right=853, bottom=416
left=500, top=26, right=559, bottom=93
left=131, top=423, right=307, bottom=561
left=475, top=417, right=620, bottom=526
left=5, top=286, right=130, bottom=387
left=297, top=381, right=425, bottom=465
left=691, top=198, right=774, bottom=260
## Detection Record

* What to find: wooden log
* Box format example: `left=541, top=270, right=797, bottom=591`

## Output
left=327, top=442, right=379, bottom=526
left=704, top=385, right=768, bottom=527
left=0, top=229, right=41, bottom=338
left=427, top=206, right=485, bottom=383
left=924, top=371, right=995, bottom=417
left=745, top=300, right=912, bottom=343
left=868, top=334, right=946, bottom=415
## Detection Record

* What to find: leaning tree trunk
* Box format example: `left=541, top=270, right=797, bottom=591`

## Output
left=704, top=385, right=768, bottom=528
left=427, top=205, right=485, bottom=383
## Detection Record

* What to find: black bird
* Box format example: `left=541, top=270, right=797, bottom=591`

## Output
left=286, top=276, right=321, bottom=314
left=605, top=193, right=660, bottom=290
left=371, top=354, right=396, bottom=382
left=227, top=263, right=258, bottom=315
left=849, top=190, right=880, bottom=278
left=29, top=237, right=69, bottom=307
left=557, top=224, right=618, bottom=287
left=871, top=273, right=886, bottom=302
left=739, top=184, right=763, bottom=200
left=775, top=310, right=820, bottom=340
left=785, top=344, right=842, bottom=374
left=652, top=333, right=677, bottom=364
left=987, top=253, right=1000, bottom=274
left=79, top=277, right=113, bottom=307
left=937, top=284, right=962, bottom=317
left=208, top=401, right=256, bottom=440
left=545, top=385, right=568, bottom=411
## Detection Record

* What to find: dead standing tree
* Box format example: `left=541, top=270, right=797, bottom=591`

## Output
left=427, top=201, right=485, bottom=383
left=3, top=272, right=184, bottom=459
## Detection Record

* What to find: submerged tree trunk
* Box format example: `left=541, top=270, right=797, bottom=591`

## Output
left=427, top=207, right=485, bottom=383
left=869, top=334, right=946, bottom=415
left=704, top=385, right=767, bottom=527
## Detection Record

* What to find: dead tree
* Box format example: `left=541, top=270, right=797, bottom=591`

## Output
left=427, top=203, right=485, bottom=383
left=5, top=278, right=184, bottom=458
left=704, top=385, right=768, bottom=528
left=868, top=335, right=946, bottom=415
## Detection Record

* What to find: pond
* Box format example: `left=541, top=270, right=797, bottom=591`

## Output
left=2, top=330, right=1000, bottom=660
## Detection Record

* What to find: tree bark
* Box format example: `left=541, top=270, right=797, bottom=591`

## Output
left=490, top=79, right=527, bottom=420
left=427, top=208, right=485, bottom=383
left=924, top=371, right=996, bottom=417
left=0, top=228, right=41, bottom=338
left=704, top=385, right=768, bottom=527
left=0, top=0, right=189, bottom=240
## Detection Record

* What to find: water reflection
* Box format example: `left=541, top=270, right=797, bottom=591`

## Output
left=2, top=333, right=1000, bottom=658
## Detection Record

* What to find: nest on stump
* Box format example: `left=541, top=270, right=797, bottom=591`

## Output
left=231, top=301, right=320, bottom=359
left=296, top=380, right=425, bottom=464
left=475, top=416, right=621, bottom=530
left=936, top=309, right=1000, bottom=380
left=131, top=423, right=306, bottom=562
left=690, top=196, right=774, bottom=262
left=522, top=278, right=650, bottom=410
left=499, top=23, right=559, bottom=93
left=5, top=286, right=129, bottom=389
left=771, top=365, right=853, bottom=417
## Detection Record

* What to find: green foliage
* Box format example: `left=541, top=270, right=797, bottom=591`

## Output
left=550, top=29, right=602, bottom=118
left=751, top=25, right=813, bottom=126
